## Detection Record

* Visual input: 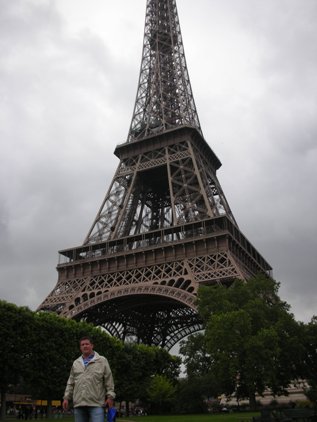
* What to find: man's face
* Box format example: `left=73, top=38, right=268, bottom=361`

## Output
left=80, top=339, right=94, bottom=357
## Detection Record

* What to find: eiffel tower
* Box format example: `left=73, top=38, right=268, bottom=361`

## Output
left=38, top=0, right=272, bottom=350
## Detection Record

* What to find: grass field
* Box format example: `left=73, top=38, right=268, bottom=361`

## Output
left=13, top=413, right=258, bottom=422
left=116, top=413, right=258, bottom=422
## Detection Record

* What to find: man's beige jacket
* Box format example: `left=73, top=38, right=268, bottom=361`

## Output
left=64, top=351, right=115, bottom=407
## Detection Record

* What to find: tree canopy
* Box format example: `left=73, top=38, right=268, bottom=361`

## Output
left=147, top=375, right=176, bottom=414
left=0, top=302, right=34, bottom=419
left=2, top=273, right=317, bottom=417
left=197, top=275, right=305, bottom=409
left=0, top=300, right=181, bottom=419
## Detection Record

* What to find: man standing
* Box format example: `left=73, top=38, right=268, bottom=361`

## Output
left=62, top=336, right=115, bottom=422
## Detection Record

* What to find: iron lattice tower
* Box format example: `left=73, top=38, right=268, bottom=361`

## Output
left=38, top=0, right=272, bottom=350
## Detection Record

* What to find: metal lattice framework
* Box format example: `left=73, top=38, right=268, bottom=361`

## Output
left=38, top=243, right=249, bottom=350
left=128, top=0, right=201, bottom=142
left=84, top=128, right=236, bottom=245
left=38, top=0, right=272, bottom=350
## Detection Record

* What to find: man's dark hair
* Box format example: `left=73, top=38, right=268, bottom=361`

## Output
left=79, top=336, right=93, bottom=345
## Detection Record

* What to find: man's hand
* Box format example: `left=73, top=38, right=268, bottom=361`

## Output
left=62, top=399, right=69, bottom=411
left=106, top=397, right=114, bottom=408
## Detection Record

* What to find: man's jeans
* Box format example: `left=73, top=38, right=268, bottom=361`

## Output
left=74, top=407, right=104, bottom=422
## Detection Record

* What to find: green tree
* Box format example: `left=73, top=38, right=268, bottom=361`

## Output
left=114, top=343, right=180, bottom=415
left=114, top=343, right=152, bottom=414
left=26, top=312, right=120, bottom=415
left=198, top=274, right=304, bottom=409
left=25, top=312, right=79, bottom=412
left=0, top=301, right=34, bottom=420
left=301, top=316, right=317, bottom=406
left=147, top=375, right=176, bottom=414
left=0, top=300, right=180, bottom=418
left=173, top=374, right=220, bottom=414
left=179, top=332, right=212, bottom=378
left=152, top=347, right=181, bottom=382
left=302, top=317, right=317, bottom=379
left=178, top=333, right=223, bottom=413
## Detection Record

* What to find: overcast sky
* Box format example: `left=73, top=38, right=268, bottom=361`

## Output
left=0, top=0, right=316, bottom=324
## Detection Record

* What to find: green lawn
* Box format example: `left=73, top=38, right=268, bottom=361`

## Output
left=116, top=413, right=258, bottom=422
left=6, top=413, right=259, bottom=422
left=6, top=414, right=259, bottom=422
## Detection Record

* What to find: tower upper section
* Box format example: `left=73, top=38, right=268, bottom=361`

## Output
left=127, top=0, right=202, bottom=142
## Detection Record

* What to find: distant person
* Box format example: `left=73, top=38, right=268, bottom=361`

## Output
left=62, top=336, right=115, bottom=422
